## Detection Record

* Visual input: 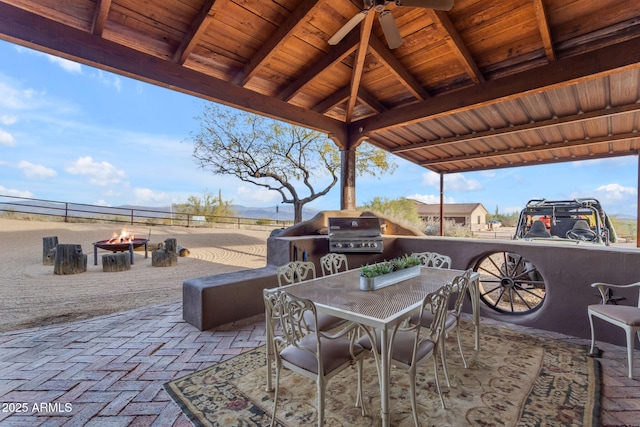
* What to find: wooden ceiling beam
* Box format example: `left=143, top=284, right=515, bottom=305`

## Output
left=279, top=30, right=360, bottom=101
left=419, top=131, right=640, bottom=166
left=423, top=149, right=640, bottom=174
left=357, top=87, right=386, bottom=113
left=392, top=102, right=640, bottom=153
left=0, top=2, right=346, bottom=141
left=368, top=36, right=430, bottom=100
left=346, top=12, right=375, bottom=123
left=349, top=37, right=640, bottom=139
left=91, top=0, right=112, bottom=36
left=431, top=10, right=484, bottom=84
left=313, top=86, right=350, bottom=113
left=173, top=0, right=220, bottom=65
left=532, top=0, right=556, bottom=62
left=233, top=0, right=324, bottom=87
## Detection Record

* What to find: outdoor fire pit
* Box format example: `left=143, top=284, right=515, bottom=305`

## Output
left=93, top=229, right=148, bottom=265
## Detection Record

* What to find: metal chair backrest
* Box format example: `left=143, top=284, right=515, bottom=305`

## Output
left=279, top=291, right=317, bottom=350
left=411, top=251, right=452, bottom=269
left=277, top=261, right=316, bottom=286
left=419, top=283, right=453, bottom=347
left=319, top=253, right=349, bottom=276
left=263, top=288, right=284, bottom=330
left=450, top=269, right=472, bottom=316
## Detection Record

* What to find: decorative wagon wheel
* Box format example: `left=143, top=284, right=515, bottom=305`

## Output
left=472, top=251, right=546, bottom=314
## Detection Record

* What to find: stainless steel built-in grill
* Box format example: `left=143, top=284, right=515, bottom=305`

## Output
left=328, top=217, right=384, bottom=253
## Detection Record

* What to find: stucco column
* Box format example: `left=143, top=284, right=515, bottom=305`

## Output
left=340, top=148, right=356, bottom=210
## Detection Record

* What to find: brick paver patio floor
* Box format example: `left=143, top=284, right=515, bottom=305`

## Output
left=1, top=301, right=638, bottom=426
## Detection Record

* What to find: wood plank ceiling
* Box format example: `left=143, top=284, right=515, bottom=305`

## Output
left=0, top=0, right=639, bottom=175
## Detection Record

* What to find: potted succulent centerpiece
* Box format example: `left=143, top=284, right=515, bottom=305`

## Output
left=359, top=254, right=422, bottom=291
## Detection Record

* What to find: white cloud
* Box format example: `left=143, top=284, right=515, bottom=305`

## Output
left=421, top=171, right=482, bottom=192
left=593, top=183, right=637, bottom=200
left=65, top=156, right=126, bottom=186
left=0, top=127, right=16, bottom=146
left=237, top=186, right=280, bottom=204
left=0, top=185, right=33, bottom=198
left=407, top=194, right=456, bottom=204
left=0, top=115, right=17, bottom=125
left=132, top=188, right=171, bottom=205
left=0, top=80, right=44, bottom=110
left=14, top=45, right=82, bottom=74
left=93, top=70, right=122, bottom=92
left=46, top=55, right=82, bottom=74
left=569, top=183, right=637, bottom=215
left=17, top=161, right=57, bottom=179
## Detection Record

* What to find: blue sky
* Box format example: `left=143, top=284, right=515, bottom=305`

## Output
left=0, top=40, right=637, bottom=218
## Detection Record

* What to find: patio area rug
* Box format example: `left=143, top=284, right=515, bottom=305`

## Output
left=164, top=323, right=601, bottom=426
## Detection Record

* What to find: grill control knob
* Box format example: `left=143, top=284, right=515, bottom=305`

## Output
left=371, top=242, right=377, bottom=248
left=334, top=243, right=342, bottom=248
left=347, top=242, right=354, bottom=248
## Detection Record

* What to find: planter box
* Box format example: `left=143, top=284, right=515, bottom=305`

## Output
left=359, top=265, right=421, bottom=291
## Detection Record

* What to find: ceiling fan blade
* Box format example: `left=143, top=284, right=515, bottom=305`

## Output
left=395, top=0, right=454, bottom=11
left=379, top=11, right=403, bottom=49
left=328, top=10, right=368, bottom=45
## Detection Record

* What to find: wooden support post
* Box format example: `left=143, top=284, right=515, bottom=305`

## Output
left=54, top=244, right=87, bottom=275
left=102, top=253, right=131, bottom=272
left=42, top=236, right=58, bottom=265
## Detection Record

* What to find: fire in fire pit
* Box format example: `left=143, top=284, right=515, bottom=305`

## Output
left=93, top=228, right=148, bottom=265
left=107, top=228, right=135, bottom=244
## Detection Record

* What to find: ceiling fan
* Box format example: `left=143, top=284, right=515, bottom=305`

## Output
left=328, top=0, right=454, bottom=49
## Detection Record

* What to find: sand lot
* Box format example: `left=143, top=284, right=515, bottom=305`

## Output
left=0, top=218, right=271, bottom=332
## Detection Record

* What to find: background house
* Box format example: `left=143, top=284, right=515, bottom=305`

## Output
left=414, top=201, right=489, bottom=232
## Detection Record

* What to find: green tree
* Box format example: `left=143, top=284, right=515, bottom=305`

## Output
left=189, top=104, right=397, bottom=223
left=173, top=190, right=235, bottom=222
left=358, top=197, right=425, bottom=230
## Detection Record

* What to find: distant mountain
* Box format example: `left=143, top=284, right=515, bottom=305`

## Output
left=610, top=213, right=636, bottom=221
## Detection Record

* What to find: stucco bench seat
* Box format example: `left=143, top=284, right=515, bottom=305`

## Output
left=183, top=265, right=279, bottom=331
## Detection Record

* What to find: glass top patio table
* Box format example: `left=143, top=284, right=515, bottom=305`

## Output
left=269, top=266, right=479, bottom=427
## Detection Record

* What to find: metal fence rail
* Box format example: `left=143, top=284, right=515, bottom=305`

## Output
left=0, top=194, right=293, bottom=230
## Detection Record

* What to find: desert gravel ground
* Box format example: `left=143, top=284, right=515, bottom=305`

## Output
left=0, top=218, right=271, bottom=332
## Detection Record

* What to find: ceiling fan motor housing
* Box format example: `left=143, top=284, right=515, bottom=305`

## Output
left=365, top=0, right=390, bottom=11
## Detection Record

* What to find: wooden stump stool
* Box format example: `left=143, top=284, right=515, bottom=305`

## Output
left=42, top=236, right=58, bottom=265
left=54, top=244, right=87, bottom=275
left=152, top=238, right=178, bottom=267
left=102, top=253, right=131, bottom=272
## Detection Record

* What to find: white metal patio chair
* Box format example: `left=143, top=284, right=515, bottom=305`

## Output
left=411, top=269, right=473, bottom=372
left=588, top=281, right=640, bottom=378
left=277, top=261, right=347, bottom=332
left=269, top=290, right=366, bottom=427
left=357, top=283, right=453, bottom=426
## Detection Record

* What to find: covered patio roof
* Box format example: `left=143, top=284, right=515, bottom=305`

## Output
left=1, top=0, right=639, bottom=213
